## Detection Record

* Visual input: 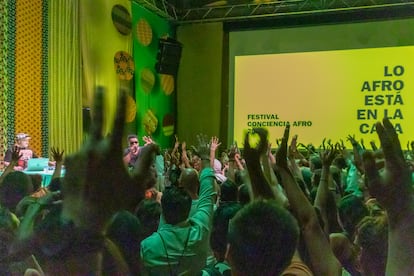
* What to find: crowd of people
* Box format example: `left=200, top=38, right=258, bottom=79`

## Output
left=0, top=87, right=413, bottom=275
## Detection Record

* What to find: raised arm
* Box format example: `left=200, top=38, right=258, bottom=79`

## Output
left=50, top=147, right=64, bottom=180
left=0, top=146, right=21, bottom=184
left=171, top=134, right=180, bottom=159
left=225, top=143, right=238, bottom=183
left=287, top=135, right=305, bottom=182
left=181, top=141, right=192, bottom=168
left=209, top=136, right=221, bottom=168
left=62, top=87, right=160, bottom=234
left=314, top=145, right=338, bottom=234
left=276, top=125, right=341, bottom=276
left=190, top=134, right=215, bottom=227
left=262, top=143, right=281, bottom=188
left=347, top=134, right=365, bottom=174
left=243, top=128, right=278, bottom=201
left=142, top=136, right=154, bottom=146
left=16, top=191, right=62, bottom=241
left=362, top=118, right=414, bottom=275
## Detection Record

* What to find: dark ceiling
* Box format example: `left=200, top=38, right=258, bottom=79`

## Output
left=134, top=0, right=414, bottom=25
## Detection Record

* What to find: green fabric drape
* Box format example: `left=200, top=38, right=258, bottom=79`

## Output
left=79, top=0, right=132, bottom=135
left=48, top=0, right=83, bottom=154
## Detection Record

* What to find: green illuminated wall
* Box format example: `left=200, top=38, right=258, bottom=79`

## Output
left=132, top=4, right=176, bottom=149
left=176, top=22, right=226, bottom=146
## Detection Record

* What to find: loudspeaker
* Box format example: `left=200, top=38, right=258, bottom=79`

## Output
left=156, top=38, right=182, bottom=76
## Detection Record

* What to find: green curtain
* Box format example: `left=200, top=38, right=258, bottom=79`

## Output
left=48, top=0, right=83, bottom=155
left=79, top=0, right=132, bottom=135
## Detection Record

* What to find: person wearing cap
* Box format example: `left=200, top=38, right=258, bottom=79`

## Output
left=4, top=133, right=38, bottom=171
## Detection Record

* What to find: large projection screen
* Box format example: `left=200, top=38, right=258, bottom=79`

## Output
left=229, top=18, right=414, bottom=148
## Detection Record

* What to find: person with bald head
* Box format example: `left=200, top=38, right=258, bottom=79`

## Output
left=179, top=168, right=200, bottom=201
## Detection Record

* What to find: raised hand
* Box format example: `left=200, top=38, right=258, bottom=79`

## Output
left=142, top=136, right=154, bottom=146
left=288, top=134, right=298, bottom=158
left=320, top=144, right=338, bottom=167
left=321, top=138, right=326, bottom=150
left=0, top=146, right=22, bottom=181
left=11, top=146, right=23, bottom=163
left=191, top=134, right=210, bottom=160
left=275, top=138, right=282, bottom=148
left=298, top=142, right=316, bottom=155
left=268, top=142, right=276, bottom=165
left=243, top=128, right=268, bottom=167
left=228, top=142, right=240, bottom=160
left=363, top=118, right=414, bottom=275
left=360, top=138, right=366, bottom=150
left=362, top=118, right=412, bottom=212
left=50, top=147, right=64, bottom=163
left=210, top=136, right=221, bottom=152
left=191, top=134, right=211, bottom=170
left=209, top=136, right=221, bottom=167
left=370, top=140, right=378, bottom=151
left=173, top=135, right=180, bottom=150
left=346, top=134, right=358, bottom=147
left=339, top=139, right=346, bottom=150
left=62, top=87, right=138, bottom=233
left=179, top=141, right=190, bottom=169
left=275, top=124, right=291, bottom=173
left=243, top=128, right=276, bottom=200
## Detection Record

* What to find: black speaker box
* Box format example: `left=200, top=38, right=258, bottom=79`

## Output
left=156, top=38, right=182, bottom=76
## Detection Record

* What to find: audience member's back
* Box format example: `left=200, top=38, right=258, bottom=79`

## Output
left=237, top=184, right=250, bottom=206
left=354, top=215, right=388, bottom=276
left=141, top=180, right=213, bottom=275
left=337, top=194, right=368, bottom=238
left=206, top=202, right=242, bottom=275
left=104, top=210, right=142, bottom=275
left=227, top=200, right=299, bottom=276
left=0, top=172, right=33, bottom=213
left=219, top=180, right=238, bottom=204
left=135, top=198, right=161, bottom=239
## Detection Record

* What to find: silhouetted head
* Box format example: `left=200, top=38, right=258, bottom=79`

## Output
left=354, top=215, right=388, bottom=276
left=338, top=194, right=369, bottom=238
left=135, top=199, right=161, bottom=239
left=161, top=186, right=192, bottom=225
left=178, top=168, right=200, bottom=198
left=210, top=202, right=242, bottom=262
left=0, top=172, right=33, bottom=212
left=220, top=180, right=238, bottom=203
left=227, top=200, right=299, bottom=276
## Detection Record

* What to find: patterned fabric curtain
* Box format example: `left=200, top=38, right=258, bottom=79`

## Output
left=0, top=0, right=9, bottom=165
left=1, top=0, right=46, bottom=158
left=49, top=0, right=83, bottom=155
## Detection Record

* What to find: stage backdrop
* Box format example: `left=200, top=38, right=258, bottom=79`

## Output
left=229, top=18, right=414, bottom=148
left=131, top=3, right=176, bottom=149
